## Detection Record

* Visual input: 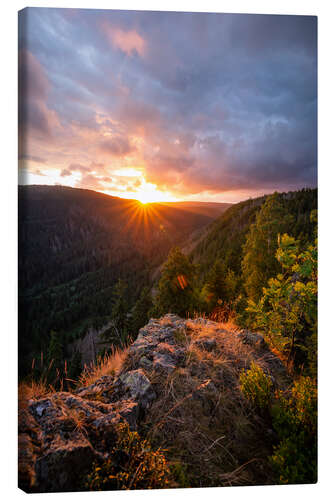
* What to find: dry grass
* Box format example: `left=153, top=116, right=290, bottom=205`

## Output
left=78, top=346, right=128, bottom=388
left=140, top=319, right=281, bottom=487
left=50, top=395, right=90, bottom=438
left=18, top=380, right=52, bottom=409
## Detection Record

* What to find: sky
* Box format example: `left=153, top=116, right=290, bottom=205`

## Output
left=18, top=8, right=317, bottom=203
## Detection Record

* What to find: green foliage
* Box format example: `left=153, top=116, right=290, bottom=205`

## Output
left=270, top=377, right=317, bottom=484
left=203, top=260, right=228, bottom=311
left=224, top=268, right=239, bottom=302
left=233, top=294, right=250, bottom=328
left=241, top=193, right=294, bottom=302
left=102, top=279, right=131, bottom=346
left=239, top=362, right=273, bottom=409
left=153, top=247, right=198, bottom=317
left=246, top=232, right=317, bottom=368
left=47, top=331, right=63, bottom=367
left=85, top=423, right=170, bottom=490
left=192, top=196, right=266, bottom=285
left=169, top=462, right=190, bottom=488
left=68, top=349, right=82, bottom=382
left=192, top=188, right=316, bottom=322
left=131, top=286, right=153, bottom=337
left=46, top=330, right=64, bottom=385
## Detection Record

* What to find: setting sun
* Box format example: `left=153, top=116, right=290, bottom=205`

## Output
left=132, top=180, right=178, bottom=204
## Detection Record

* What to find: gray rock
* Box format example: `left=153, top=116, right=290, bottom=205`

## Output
left=139, top=356, right=153, bottom=371
left=35, top=440, right=96, bottom=492
left=162, top=313, right=182, bottom=322
left=237, top=330, right=266, bottom=349
left=117, top=400, right=140, bottom=430
left=117, top=369, right=156, bottom=408
left=152, top=352, right=177, bottom=373
left=30, top=399, right=53, bottom=419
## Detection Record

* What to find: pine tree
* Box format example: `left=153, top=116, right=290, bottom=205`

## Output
left=204, top=260, right=227, bottom=309
left=110, top=279, right=130, bottom=345
left=224, top=268, right=239, bottom=302
left=241, top=193, right=294, bottom=301
left=68, top=349, right=82, bottom=382
left=131, top=286, right=153, bottom=336
left=47, top=331, right=63, bottom=366
left=46, top=330, right=63, bottom=383
left=154, top=247, right=197, bottom=317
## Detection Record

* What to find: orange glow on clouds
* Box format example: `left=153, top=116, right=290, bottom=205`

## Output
left=105, top=178, right=178, bottom=204
left=21, top=164, right=178, bottom=205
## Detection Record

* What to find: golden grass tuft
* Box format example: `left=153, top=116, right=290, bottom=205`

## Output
left=78, top=346, right=128, bottom=388
left=19, top=379, right=52, bottom=408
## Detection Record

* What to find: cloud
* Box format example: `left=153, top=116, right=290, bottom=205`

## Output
left=100, top=136, right=136, bottom=156
left=61, top=162, right=106, bottom=177
left=103, top=23, right=146, bottom=57
left=18, top=9, right=317, bottom=200
left=18, top=154, right=46, bottom=163
left=18, top=49, right=60, bottom=140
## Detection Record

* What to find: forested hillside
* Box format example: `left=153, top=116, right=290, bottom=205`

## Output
left=148, top=188, right=317, bottom=485
left=191, top=188, right=317, bottom=287
left=19, top=186, right=318, bottom=488
left=152, top=187, right=317, bottom=375
left=18, top=185, right=229, bottom=376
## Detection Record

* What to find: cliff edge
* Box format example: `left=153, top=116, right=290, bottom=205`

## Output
left=19, top=314, right=289, bottom=492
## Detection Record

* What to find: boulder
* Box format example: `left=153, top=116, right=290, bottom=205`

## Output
left=35, top=440, right=96, bottom=492
left=116, top=369, right=156, bottom=408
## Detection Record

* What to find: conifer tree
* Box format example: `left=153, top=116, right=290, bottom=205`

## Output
left=224, top=268, right=239, bottom=302
left=47, top=331, right=63, bottom=366
left=241, top=193, right=294, bottom=301
left=47, top=330, right=63, bottom=383
left=68, top=349, right=82, bottom=382
left=204, top=260, right=227, bottom=309
left=110, top=279, right=129, bottom=345
left=154, top=247, right=197, bottom=317
left=131, top=286, right=153, bottom=336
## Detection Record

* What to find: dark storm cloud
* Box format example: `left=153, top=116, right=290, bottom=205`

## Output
left=18, top=8, right=317, bottom=197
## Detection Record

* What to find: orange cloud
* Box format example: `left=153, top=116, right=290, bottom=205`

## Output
left=103, top=24, right=146, bottom=57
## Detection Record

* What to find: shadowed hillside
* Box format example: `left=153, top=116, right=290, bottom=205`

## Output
left=18, top=185, right=229, bottom=376
left=191, top=188, right=317, bottom=285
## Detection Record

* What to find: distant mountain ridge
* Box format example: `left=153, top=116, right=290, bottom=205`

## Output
left=18, top=185, right=230, bottom=375
left=19, top=185, right=230, bottom=291
left=18, top=185, right=316, bottom=378
left=157, top=200, right=233, bottom=218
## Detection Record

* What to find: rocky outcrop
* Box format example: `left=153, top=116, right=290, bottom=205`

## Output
left=19, top=314, right=288, bottom=492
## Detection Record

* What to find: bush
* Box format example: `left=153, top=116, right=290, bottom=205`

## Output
left=246, top=232, right=317, bottom=368
left=270, top=376, right=317, bottom=484
left=239, top=362, right=273, bottom=409
left=85, top=422, right=170, bottom=490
